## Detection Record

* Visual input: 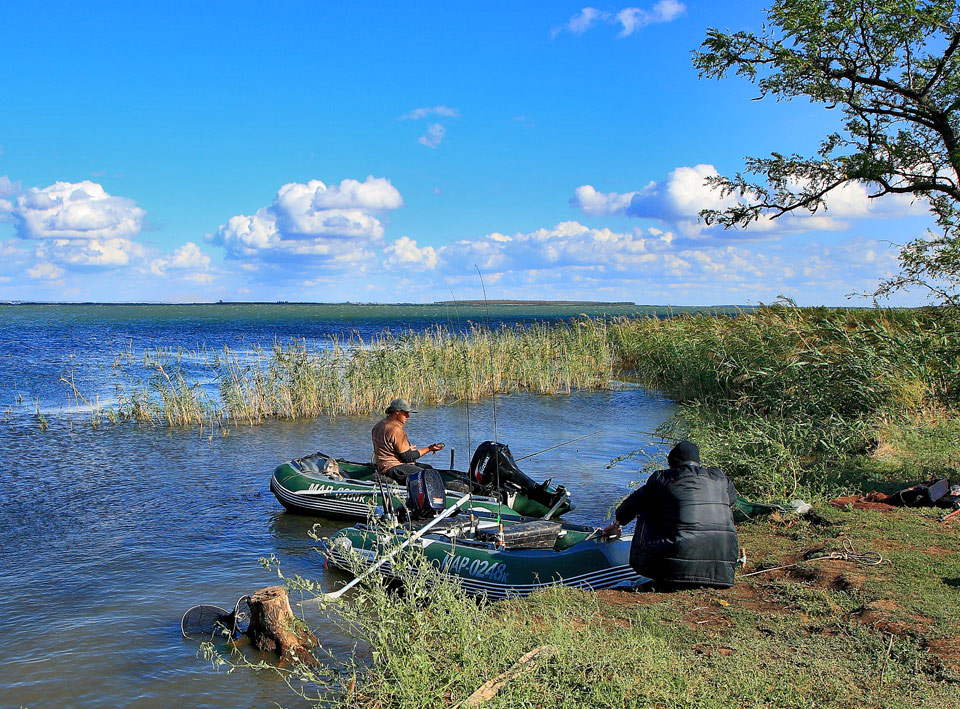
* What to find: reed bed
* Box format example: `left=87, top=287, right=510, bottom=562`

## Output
left=608, top=304, right=960, bottom=497
left=90, top=305, right=960, bottom=498
left=106, top=320, right=617, bottom=427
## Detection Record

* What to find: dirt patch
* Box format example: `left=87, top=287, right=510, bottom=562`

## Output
left=849, top=600, right=934, bottom=639
left=927, top=636, right=960, bottom=673
left=828, top=495, right=898, bottom=512
left=692, top=643, right=736, bottom=657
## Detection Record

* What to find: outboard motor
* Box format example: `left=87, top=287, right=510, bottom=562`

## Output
left=406, top=468, right=447, bottom=520
left=468, top=441, right=568, bottom=511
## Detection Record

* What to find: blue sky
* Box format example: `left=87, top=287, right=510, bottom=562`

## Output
left=0, top=1, right=936, bottom=305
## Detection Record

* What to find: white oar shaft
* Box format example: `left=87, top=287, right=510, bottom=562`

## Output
left=324, top=492, right=472, bottom=601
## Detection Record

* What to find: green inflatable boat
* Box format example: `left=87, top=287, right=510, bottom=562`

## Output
left=326, top=509, right=645, bottom=600
left=271, top=441, right=574, bottom=521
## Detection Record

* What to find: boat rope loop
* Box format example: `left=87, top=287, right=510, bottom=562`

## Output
left=740, top=537, right=887, bottom=578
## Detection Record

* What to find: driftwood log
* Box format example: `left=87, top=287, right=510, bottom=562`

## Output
left=246, top=585, right=317, bottom=662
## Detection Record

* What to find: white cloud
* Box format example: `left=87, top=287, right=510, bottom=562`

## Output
left=429, top=218, right=908, bottom=305
left=383, top=236, right=438, bottom=269
left=210, top=177, right=403, bottom=270
left=308, top=176, right=403, bottom=210
left=401, top=105, right=459, bottom=148
left=557, top=7, right=610, bottom=36
left=0, top=175, right=20, bottom=198
left=439, top=220, right=676, bottom=273
left=400, top=106, right=460, bottom=120
left=35, top=237, right=147, bottom=268
left=27, top=261, right=65, bottom=280
left=572, top=163, right=926, bottom=240
left=418, top=123, right=446, bottom=149
left=616, top=1, right=686, bottom=36
left=553, top=3, right=685, bottom=38
left=13, top=181, right=145, bottom=240
left=570, top=184, right=643, bottom=216
left=150, top=241, right=214, bottom=281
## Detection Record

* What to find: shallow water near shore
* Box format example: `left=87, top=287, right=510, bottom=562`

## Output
left=0, top=305, right=674, bottom=707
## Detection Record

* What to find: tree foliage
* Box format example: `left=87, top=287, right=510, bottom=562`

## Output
left=694, top=0, right=960, bottom=304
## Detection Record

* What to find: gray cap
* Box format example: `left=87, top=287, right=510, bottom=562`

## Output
left=386, top=397, right=417, bottom=414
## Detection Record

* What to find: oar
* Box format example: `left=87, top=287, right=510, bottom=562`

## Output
left=308, top=492, right=472, bottom=603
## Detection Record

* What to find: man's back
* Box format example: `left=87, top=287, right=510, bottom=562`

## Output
left=621, top=463, right=738, bottom=588
left=372, top=416, right=410, bottom=472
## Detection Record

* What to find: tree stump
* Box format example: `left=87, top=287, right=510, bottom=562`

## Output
left=246, top=585, right=317, bottom=662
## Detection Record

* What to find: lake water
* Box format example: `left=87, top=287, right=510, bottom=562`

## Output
left=0, top=304, right=674, bottom=708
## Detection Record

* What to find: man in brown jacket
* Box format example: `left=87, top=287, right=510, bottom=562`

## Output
left=371, top=398, right=444, bottom=483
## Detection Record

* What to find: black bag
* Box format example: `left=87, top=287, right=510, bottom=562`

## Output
left=890, top=478, right=950, bottom=507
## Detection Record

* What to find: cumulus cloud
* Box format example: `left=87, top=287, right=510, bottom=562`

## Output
left=553, top=3, right=685, bottom=38
left=34, top=237, right=148, bottom=268
left=27, top=261, right=65, bottom=280
left=0, top=175, right=21, bottom=201
left=439, top=220, right=676, bottom=273
left=418, top=123, right=446, bottom=149
left=400, top=106, right=460, bottom=120
left=13, top=180, right=146, bottom=240
left=430, top=218, right=906, bottom=305
left=383, top=236, right=438, bottom=269
left=210, top=177, right=403, bottom=270
left=571, top=164, right=926, bottom=240
left=150, top=242, right=215, bottom=283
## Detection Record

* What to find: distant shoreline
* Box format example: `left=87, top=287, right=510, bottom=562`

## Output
left=0, top=300, right=755, bottom=308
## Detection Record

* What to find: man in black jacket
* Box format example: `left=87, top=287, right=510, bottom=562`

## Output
left=603, top=441, right=738, bottom=589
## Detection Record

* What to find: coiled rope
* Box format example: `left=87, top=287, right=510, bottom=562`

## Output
left=740, top=537, right=887, bottom=578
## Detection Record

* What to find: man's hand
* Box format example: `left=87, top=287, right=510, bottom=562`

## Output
left=428, top=442, right=445, bottom=454
left=602, top=522, right=622, bottom=540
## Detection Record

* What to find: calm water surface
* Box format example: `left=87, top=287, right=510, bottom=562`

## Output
left=0, top=305, right=674, bottom=708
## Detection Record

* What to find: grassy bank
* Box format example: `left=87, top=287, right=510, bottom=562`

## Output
left=610, top=305, right=960, bottom=499
left=264, top=501, right=959, bottom=708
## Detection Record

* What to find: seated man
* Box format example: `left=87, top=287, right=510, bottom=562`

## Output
left=604, top=440, right=738, bottom=590
left=371, top=398, right=444, bottom=484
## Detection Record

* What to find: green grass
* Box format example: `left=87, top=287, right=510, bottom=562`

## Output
left=247, top=505, right=960, bottom=708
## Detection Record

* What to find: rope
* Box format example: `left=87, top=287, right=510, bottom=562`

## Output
left=740, top=537, right=887, bottom=578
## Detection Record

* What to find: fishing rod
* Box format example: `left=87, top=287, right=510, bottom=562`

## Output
left=635, top=429, right=680, bottom=441
left=476, top=266, right=503, bottom=541
left=448, top=287, right=472, bottom=465
left=475, top=266, right=498, bottom=445
left=514, top=430, right=602, bottom=462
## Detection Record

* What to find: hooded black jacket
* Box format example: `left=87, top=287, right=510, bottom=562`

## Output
left=615, top=463, right=738, bottom=588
